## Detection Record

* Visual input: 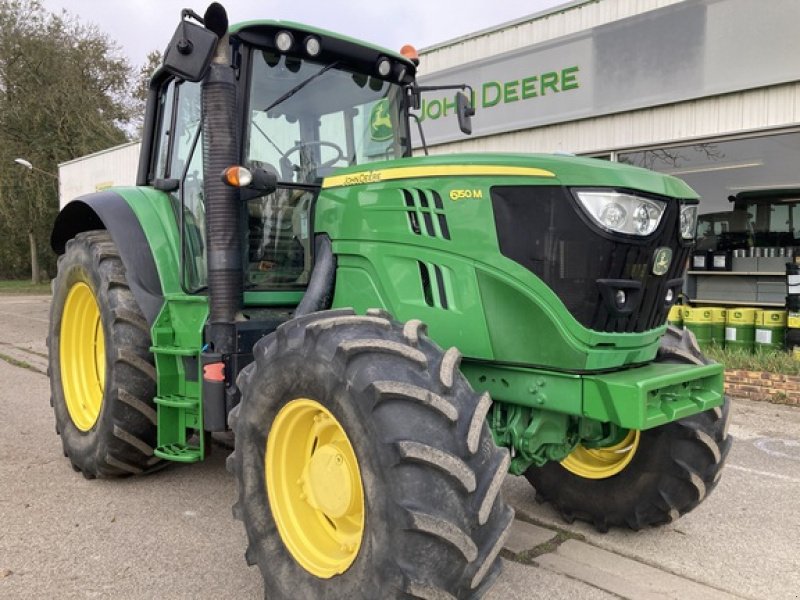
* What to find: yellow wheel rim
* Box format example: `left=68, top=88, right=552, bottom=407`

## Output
left=561, top=430, right=640, bottom=479
left=266, top=398, right=365, bottom=578
left=60, top=281, right=105, bottom=432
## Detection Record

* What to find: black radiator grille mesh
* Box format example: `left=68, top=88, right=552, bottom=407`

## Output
left=491, top=186, right=691, bottom=333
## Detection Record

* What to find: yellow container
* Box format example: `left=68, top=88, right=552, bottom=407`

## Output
left=755, top=310, right=786, bottom=353
left=683, top=307, right=713, bottom=348
left=787, top=312, right=800, bottom=329
left=710, top=307, right=727, bottom=346
left=726, top=307, right=757, bottom=352
left=667, top=305, right=683, bottom=328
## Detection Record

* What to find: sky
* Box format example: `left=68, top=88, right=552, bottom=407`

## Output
left=38, top=0, right=572, bottom=68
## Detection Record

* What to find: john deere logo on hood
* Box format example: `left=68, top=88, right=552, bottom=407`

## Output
left=653, top=247, right=673, bottom=276
left=369, top=99, right=393, bottom=142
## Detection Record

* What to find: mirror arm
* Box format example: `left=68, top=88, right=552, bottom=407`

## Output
left=409, top=114, right=428, bottom=156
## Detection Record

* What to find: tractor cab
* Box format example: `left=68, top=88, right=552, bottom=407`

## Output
left=142, top=19, right=418, bottom=294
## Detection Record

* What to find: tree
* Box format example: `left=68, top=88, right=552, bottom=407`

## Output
left=0, top=0, right=139, bottom=280
left=132, top=49, right=163, bottom=136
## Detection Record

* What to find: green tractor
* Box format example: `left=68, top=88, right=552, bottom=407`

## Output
left=48, top=3, right=730, bottom=598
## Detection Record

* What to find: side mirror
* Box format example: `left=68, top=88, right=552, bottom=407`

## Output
left=248, top=167, right=278, bottom=195
left=456, top=91, right=475, bottom=135
left=163, top=9, right=218, bottom=82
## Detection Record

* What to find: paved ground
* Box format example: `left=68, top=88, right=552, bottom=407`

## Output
left=1, top=294, right=798, bottom=599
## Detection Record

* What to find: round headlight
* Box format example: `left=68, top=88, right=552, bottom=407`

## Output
left=304, top=36, right=321, bottom=57
left=633, top=202, right=659, bottom=235
left=275, top=30, right=294, bottom=52
left=600, top=203, right=627, bottom=229
left=680, top=205, right=698, bottom=240
left=615, top=290, right=627, bottom=307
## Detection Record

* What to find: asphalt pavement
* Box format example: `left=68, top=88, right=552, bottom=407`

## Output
left=1, top=294, right=798, bottom=599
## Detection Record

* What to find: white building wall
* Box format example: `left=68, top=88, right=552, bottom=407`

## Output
left=420, top=0, right=686, bottom=76
left=58, top=141, right=141, bottom=208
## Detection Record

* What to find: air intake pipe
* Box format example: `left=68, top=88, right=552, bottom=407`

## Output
left=202, top=3, right=240, bottom=354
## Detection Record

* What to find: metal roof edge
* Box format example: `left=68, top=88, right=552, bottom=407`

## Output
left=58, top=140, right=141, bottom=168
left=419, top=0, right=593, bottom=54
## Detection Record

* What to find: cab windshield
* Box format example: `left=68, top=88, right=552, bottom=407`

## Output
left=246, top=50, right=409, bottom=185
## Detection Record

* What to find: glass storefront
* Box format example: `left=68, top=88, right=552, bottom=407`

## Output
left=618, top=131, right=800, bottom=215
left=617, top=130, right=800, bottom=254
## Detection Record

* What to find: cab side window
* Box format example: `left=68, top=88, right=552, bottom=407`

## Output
left=151, top=79, right=207, bottom=291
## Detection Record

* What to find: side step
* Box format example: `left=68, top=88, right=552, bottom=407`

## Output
left=150, top=295, right=209, bottom=463
left=153, top=394, right=204, bottom=462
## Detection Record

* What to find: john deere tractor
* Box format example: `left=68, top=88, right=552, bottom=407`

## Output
left=48, top=4, right=730, bottom=598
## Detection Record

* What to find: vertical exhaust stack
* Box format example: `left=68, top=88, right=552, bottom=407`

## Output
left=202, top=3, right=241, bottom=354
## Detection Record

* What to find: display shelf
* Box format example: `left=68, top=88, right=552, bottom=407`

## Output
left=690, top=298, right=784, bottom=307
left=686, top=271, right=785, bottom=276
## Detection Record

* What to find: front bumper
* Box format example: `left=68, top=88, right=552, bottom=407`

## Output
left=461, top=360, right=725, bottom=430
left=582, top=362, right=724, bottom=429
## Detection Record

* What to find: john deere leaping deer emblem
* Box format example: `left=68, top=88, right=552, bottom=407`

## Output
left=652, top=246, right=673, bottom=276
left=369, top=99, right=393, bottom=142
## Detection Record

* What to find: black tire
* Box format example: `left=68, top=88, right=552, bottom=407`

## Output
left=228, top=309, right=514, bottom=599
left=48, top=230, right=161, bottom=478
left=525, top=326, right=732, bottom=532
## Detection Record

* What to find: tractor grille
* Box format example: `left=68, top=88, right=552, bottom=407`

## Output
left=491, top=186, right=691, bottom=333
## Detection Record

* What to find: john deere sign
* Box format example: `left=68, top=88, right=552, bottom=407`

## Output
left=415, top=0, right=800, bottom=146
left=419, top=65, right=580, bottom=122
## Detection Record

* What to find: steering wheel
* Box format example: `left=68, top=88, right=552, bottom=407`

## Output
left=280, top=141, right=346, bottom=178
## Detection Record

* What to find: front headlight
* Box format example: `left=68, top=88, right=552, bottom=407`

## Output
left=575, top=190, right=666, bottom=236
left=679, top=204, right=698, bottom=240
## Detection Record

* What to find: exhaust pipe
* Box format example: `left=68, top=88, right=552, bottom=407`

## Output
left=202, top=3, right=241, bottom=354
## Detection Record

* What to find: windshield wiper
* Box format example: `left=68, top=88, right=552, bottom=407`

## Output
left=263, top=61, right=340, bottom=114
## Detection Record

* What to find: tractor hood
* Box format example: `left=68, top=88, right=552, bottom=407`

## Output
left=321, top=153, right=698, bottom=200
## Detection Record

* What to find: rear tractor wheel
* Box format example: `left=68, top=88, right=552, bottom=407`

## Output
left=526, top=326, right=732, bottom=531
left=228, top=309, right=515, bottom=599
left=48, top=230, right=160, bottom=478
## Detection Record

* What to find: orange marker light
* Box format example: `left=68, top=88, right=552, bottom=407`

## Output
left=221, top=166, right=253, bottom=187
left=400, top=44, right=419, bottom=66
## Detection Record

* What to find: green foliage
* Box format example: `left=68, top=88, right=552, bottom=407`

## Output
left=0, top=279, right=50, bottom=294
left=703, top=344, right=800, bottom=376
left=0, top=0, right=143, bottom=279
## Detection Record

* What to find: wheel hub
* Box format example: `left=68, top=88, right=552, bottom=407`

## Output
left=302, top=442, right=356, bottom=518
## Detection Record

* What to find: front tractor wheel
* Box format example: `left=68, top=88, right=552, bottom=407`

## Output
left=229, top=309, right=514, bottom=599
left=48, top=230, right=160, bottom=478
left=526, top=327, right=732, bottom=532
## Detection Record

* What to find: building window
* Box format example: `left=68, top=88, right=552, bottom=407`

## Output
left=617, top=131, right=800, bottom=215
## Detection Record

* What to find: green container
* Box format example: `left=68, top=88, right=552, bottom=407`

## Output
left=683, top=307, right=713, bottom=349
left=710, top=307, right=727, bottom=347
left=754, top=309, right=786, bottom=353
left=667, top=305, right=683, bottom=328
left=726, top=307, right=757, bottom=352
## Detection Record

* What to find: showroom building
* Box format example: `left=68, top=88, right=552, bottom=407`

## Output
left=415, top=0, right=800, bottom=216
